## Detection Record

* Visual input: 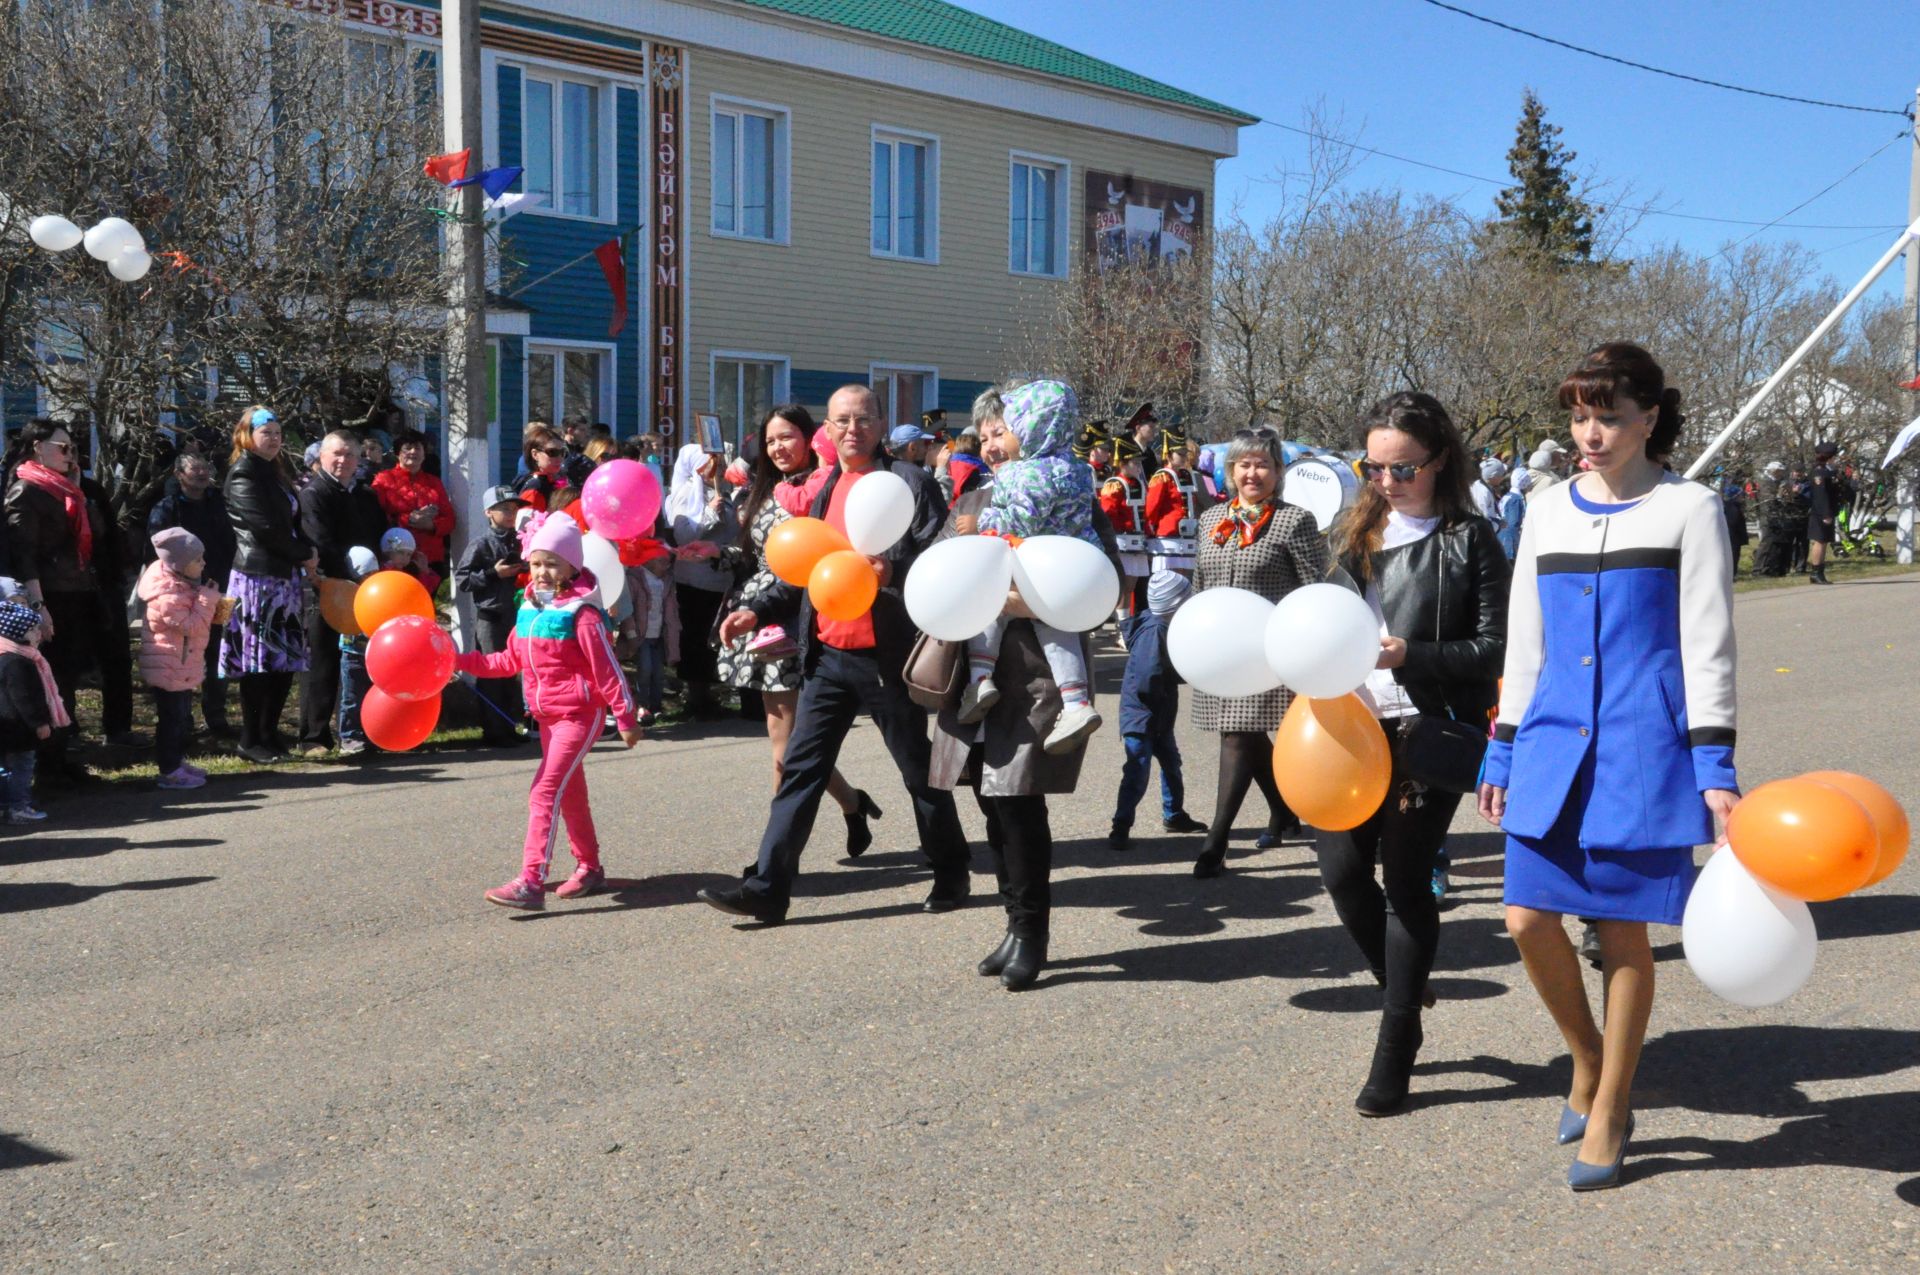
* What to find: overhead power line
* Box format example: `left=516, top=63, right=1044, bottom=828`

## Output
left=1415, top=0, right=1912, bottom=118
left=1255, top=117, right=1908, bottom=232
left=1716, top=134, right=1910, bottom=257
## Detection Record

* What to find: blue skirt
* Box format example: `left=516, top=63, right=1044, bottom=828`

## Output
left=1504, top=792, right=1697, bottom=926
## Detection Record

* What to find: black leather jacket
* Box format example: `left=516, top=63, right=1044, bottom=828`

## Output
left=225, top=450, right=312, bottom=578
left=1340, top=514, right=1508, bottom=724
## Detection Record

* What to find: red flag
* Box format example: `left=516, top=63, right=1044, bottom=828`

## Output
left=422, top=149, right=471, bottom=185
left=594, top=238, right=629, bottom=339
left=1901, top=373, right=1920, bottom=391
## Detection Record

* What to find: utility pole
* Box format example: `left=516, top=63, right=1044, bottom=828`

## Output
left=442, top=0, right=489, bottom=624
left=1899, top=85, right=1920, bottom=564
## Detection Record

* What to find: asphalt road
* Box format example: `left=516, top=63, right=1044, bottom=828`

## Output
left=4, top=573, right=1918, bottom=1273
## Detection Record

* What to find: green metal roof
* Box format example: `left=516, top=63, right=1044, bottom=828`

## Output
left=726, top=0, right=1258, bottom=123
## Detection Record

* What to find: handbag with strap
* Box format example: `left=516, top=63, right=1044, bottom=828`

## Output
left=902, top=630, right=965, bottom=712
left=1394, top=534, right=1488, bottom=794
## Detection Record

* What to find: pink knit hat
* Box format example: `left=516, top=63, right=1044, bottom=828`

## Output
left=526, top=513, right=584, bottom=570
left=151, top=526, right=205, bottom=571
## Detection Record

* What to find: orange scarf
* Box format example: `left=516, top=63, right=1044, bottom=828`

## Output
left=1211, top=499, right=1274, bottom=547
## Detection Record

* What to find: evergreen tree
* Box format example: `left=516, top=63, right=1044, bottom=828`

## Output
left=1494, top=89, right=1595, bottom=263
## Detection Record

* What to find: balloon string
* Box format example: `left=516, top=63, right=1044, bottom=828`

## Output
left=454, top=672, right=524, bottom=728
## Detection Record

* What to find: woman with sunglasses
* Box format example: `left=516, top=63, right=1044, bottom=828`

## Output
left=517, top=427, right=571, bottom=508
left=1479, top=343, right=1738, bottom=1190
left=1321, top=392, right=1507, bottom=1115
left=1188, top=427, right=1329, bottom=878
left=221, top=406, right=320, bottom=762
left=4, top=418, right=127, bottom=781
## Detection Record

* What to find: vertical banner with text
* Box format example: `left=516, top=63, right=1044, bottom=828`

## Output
left=650, top=44, right=685, bottom=441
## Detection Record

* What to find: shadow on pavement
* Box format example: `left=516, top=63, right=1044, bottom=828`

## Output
left=0, top=835, right=223, bottom=868
left=0, top=874, right=217, bottom=915
left=1808, top=892, right=1920, bottom=940
left=0, top=1132, right=69, bottom=1171
left=507, top=871, right=739, bottom=920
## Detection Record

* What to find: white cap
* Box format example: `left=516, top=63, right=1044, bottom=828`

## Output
left=1480, top=458, right=1508, bottom=482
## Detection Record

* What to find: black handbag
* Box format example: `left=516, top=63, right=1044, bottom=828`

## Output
left=1393, top=539, right=1488, bottom=794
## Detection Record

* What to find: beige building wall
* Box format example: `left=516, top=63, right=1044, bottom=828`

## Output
left=682, top=45, right=1219, bottom=417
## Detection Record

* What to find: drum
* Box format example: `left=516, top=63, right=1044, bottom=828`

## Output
left=1283, top=455, right=1359, bottom=534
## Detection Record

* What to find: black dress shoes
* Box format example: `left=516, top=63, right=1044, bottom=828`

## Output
left=1162, top=813, right=1209, bottom=834
left=1000, top=936, right=1046, bottom=990
left=696, top=885, right=786, bottom=926
left=923, top=874, right=971, bottom=913
left=1106, top=824, right=1130, bottom=853
left=977, top=931, right=1018, bottom=976
left=1192, top=847, right=1227, bottom=878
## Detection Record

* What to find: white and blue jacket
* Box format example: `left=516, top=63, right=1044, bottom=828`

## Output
left=1481, top=473, right=1737, bottom=850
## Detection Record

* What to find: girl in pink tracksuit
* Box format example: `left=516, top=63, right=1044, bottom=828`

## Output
left=457, top=515, right=640, bottom=911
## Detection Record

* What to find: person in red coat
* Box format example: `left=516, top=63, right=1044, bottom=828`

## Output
left=1100, top=434, right=1152, bottom=617
left=370, top=429, right=456, bottom=571
left=1143, top=425, right=1203, bottom=572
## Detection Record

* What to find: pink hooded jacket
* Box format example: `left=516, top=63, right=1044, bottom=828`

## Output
left=455, top=573, right=637, bottom=731
left=136, top=559, right=221, bottom=693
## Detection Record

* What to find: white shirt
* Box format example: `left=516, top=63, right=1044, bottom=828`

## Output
left=1358, top=511, right=1441, bottom=719
left=640, top=570, right=668, bottom=640
left=1471, top=480, right=1502, bottom=526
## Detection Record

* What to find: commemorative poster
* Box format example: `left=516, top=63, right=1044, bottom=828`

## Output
left=1084, top=170, right=1205, bottom=271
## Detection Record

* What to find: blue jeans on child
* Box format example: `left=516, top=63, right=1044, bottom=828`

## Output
left=1112, top=725, right=1184, bottom=830
left=153, top=689, right=194, bottom=774
left=337, top=639, right=369, bottom=746
left=1, top=750, right=34, bottom=808
left=634, top=636, right=666, bottom=714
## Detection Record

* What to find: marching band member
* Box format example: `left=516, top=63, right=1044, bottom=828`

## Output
left=1145, top=424, right=1203, bottom=575
left=1100, top=434, right=1153, bottom=619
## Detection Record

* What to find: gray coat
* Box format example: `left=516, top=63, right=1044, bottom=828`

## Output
left=927, top=489, right=1105, bottom=798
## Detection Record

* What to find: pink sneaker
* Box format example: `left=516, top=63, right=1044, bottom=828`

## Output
left=182, top=762, right=207, bottom=780
left=554, top=865, right=606, bottom=899
left=745, top=624, right=799, bottom=661
left=484, top=876, right=546, bottom=911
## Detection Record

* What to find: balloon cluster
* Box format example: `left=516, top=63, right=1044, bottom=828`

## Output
left=330, top=570, right=447, bottom=751
left=1167, top=582, right=1387, bottom=830
left=904, top=534, right=1119, bottom=639
left=767, top=471, right=921, bottom=622
left=1684, top=771, right=1907, bottom=1007
left=24, top=209, right=154, bottom=282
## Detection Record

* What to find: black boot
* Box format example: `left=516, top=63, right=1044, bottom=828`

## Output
left=1355, top=1008, right=1424, bottom=1117
left=1810, top=563, right=1832, bottom=585
left=844, top=790, right=882, bottom=858
left=1000, top=935, right=1047, bottom=990
left=978, top=931, right=1018, bottom=976
left=1193, top=844, right=1227, bottom=878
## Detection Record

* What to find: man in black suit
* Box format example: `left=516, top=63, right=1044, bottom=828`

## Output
left=698, top=384, right=970, bottom=925
left=295, top=430, right=388, bottom=755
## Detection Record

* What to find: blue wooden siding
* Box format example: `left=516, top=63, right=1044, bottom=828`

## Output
left=495, top=335, right=525, bottom=484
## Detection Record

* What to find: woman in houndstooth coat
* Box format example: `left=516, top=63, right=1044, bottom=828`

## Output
left=1189, top=428, right=1331, bottom=877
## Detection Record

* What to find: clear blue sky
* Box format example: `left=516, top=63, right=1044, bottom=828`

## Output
left=967, top=0, right=1916, bottom=299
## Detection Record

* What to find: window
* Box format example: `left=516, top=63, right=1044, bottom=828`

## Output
left=302, top=35, right=400, bottom=187
left=871, top=128, right=938, bottom=262
left=527, top=345, right=607, bottom=429
left=713, top=355, right=788, bottom=451
left=871, top=364, right=937, bottom=429
left=522, top=73, right=605, bottom=218
left=712, top=99, right=788, bottom=242
left=1010, top=155, right=1066, bottom=277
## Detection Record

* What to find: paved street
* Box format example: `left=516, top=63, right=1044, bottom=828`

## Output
left=4, top=574, right=1918, bottom=1273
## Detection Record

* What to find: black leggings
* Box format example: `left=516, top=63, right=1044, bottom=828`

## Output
left=1315, top=720, right=1462, bottom=1012
left=237, top=672, right=295, bottom=750
left=1198, top=730, right=1294, bottom=857
left=975, top=792, right=1052, bottom=940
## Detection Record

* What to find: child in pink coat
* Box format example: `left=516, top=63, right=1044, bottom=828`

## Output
left=457, top=515, right=641, bottom=911
left=138, top=528, right=224, bottom=791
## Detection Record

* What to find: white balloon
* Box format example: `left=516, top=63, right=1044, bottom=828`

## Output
left=1167, top=586, right=1281, bottom=698
left=1264, top=581, right=1381, bottom=699
left=904, top=534, right=1013, bottom=641
left=29, top=215, right=83, bottom=252
left=1682, top=847, right=1817, bottom=1008
left=1010, top=535, right=1120, bottom=633
left=107, top=246, right=152, bottom=282
left=83, top=217, right=142, bottom=262
left=581, top=532, right=625, bottom=612
left=843, top=469, right=915, bottom=555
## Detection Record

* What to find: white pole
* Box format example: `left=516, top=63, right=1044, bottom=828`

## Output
left=443, top=0, right=487, bottom=638
left=1898, top=86, right=1920, bottom=564
left=1685, top=218, right=1920, bottom=480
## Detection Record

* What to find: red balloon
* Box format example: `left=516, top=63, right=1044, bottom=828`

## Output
left=361, top=687, right=441, bottom=752
left=365, top=614, right=456, bottom=702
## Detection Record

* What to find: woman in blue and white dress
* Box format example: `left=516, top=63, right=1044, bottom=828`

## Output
left=1477, top=342, right=1741, bottom=1191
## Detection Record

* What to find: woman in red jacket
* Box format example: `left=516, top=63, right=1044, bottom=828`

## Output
left=370, top=429, right=455, bottom=573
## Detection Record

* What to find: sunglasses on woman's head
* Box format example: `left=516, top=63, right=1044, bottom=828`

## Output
left=1356, top=456, right=1436, bottom=483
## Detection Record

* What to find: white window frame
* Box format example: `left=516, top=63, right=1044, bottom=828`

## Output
left=710, top=351, right=792, bottom=452
left=518, top=65, right=617, bottom=223
left=1008, top=150, right=1070, bottom=279
left=525, top=339, right=617, bottom=430
left=868, top=362, right=940, bottom=429
left=710, top=95, right=791, bottom=245
left=869, top=125, right=940, bottom=265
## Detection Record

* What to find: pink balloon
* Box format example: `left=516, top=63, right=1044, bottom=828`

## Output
left=581, top=459, right=662, bottom=540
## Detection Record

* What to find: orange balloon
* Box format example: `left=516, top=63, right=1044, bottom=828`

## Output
left=353, top=570, right=434, bottom=635
left=765, top=517, right=851, bottom=587
left=1802, top=770, right=1909, bottom=887
left=318, top=578, right=362, bottom=636
left=1727, top=777, right=1879, bottom=901
left=1272, top=693, right=1391, bottom=832
left=807, top=550, right=879, bottom=622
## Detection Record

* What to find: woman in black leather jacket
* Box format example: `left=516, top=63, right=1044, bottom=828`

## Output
left=1320, top=391, right=1507, bottom=1116
left=220, top=408, right=318, bottom=762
